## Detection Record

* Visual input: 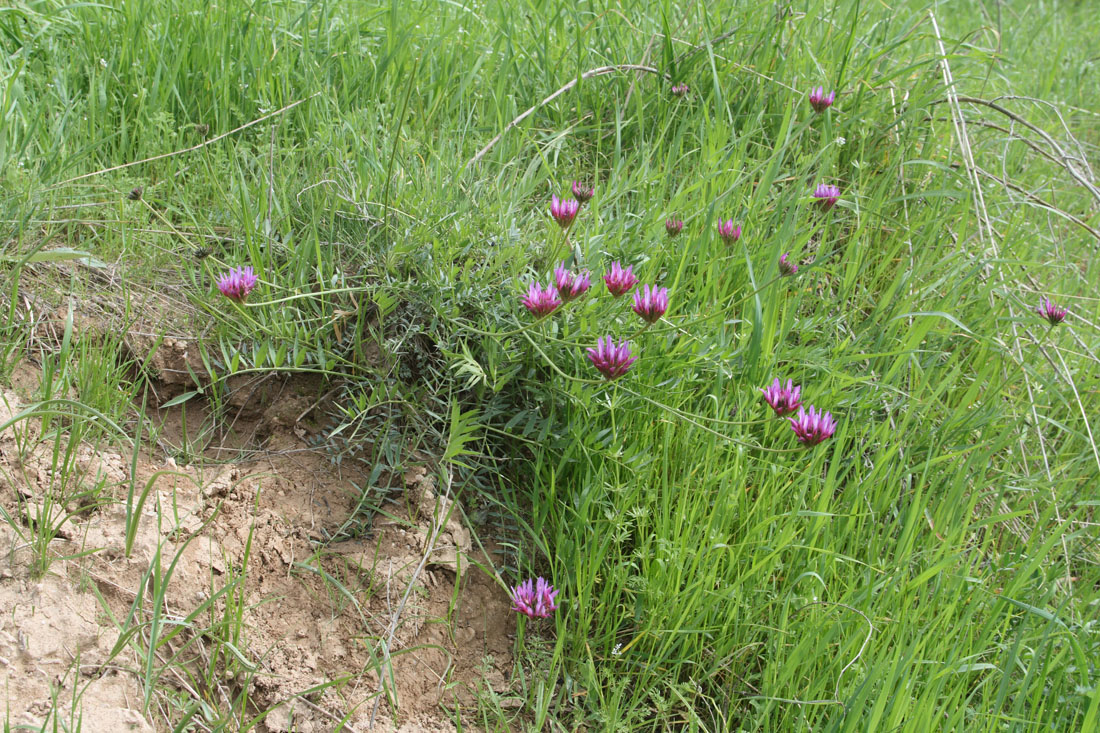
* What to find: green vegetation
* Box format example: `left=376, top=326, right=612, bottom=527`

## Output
left=2, top=0, right=1098, bottom=730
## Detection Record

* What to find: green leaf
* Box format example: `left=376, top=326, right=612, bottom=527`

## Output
left=889, top=311, right=974, bottom=335
left=1, top=248, right=108, bottom=267
left=159, top=390, right=201, bottom=409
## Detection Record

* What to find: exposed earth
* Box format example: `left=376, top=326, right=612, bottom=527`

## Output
left=1, top=326, right=520, bottom=731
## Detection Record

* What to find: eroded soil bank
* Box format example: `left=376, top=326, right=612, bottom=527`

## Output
left=1, top=334, right=520, bottom=731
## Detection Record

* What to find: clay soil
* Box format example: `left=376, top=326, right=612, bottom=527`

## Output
left=1, top=334, right=520, bottom=731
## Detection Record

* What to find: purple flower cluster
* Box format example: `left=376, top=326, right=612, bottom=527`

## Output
left=554, top=262, right=592, bottom=301
left=760, top=378, right=838, bottom=446
left=1036, top=296, right=1067, bottom=325
left=670, top=83, right=689, bottom=98
left=587, top=337, right=637, bottom=380
left=632, top=285, right=668, bottom=324
left=216, top=266, right=258, bottom=302
left=522, top=283, right=562, bottom=317
left=603, top=261, right=638, bottom=297
left=778, top=252, right=798, bottom=276
left=760, top=378, right=802, bottom=417
left=519, top=250, right=669, bottom=380
left=550, top=194, right=580, bottom=228
left=509, top=577, right=560, bottom=619
left=665, top=218, right=684, bottom=237
left=808, top=86, right=835, bottom=113
left=572, top=181, right=594, bottom=204
left=717, top=219, right=742, bottom=244
left=788, top=406, right=837, bottom=446
left=813, top=184, right=841, bottom=211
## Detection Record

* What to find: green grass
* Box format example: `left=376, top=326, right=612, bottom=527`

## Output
left=2, top=0, right=1099, bottom=730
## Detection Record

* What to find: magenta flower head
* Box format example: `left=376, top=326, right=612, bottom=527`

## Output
left=717, top=219, right=742, bottom=244
left=670, top=83, right=689, bottom=98
left=522, top=282, right=562, bottom=318
left=216, top=266, right=258, bottom=301
left=587, top=337, right=636, bottom=380
left=788, top=405, right=837, bottom=446
left=665, top=218, right=684, bottom=237
left=1036, top=296, right=1067, bottom=325
left=632, top=285, right=669, bottom=324
left=760, top=378, right=802, bottom=417
left=808, top=86, right=835, bottom=113
left=553, top=262, right=592, bottom=301
left=571, top=181, right=594, bottom=204
left=778, top=252, right=798, bottom=277
left=509, top=577, right=559, bottom=620
left=550, top=195, right=580, bottom=228
left=603, top=261, right=638, bottom=297
left=812, top=184, right=841, bottom=211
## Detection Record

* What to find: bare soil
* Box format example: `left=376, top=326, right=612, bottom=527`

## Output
left=1, top=334, right=518, bottom=731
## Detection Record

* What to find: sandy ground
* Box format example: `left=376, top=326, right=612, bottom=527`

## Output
left=1, top=334, right=519, bottom=731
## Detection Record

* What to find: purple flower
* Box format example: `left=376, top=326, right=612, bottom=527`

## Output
left=603, top=261, right=638, bottom=297
left=509, top=577, right=560, bottom=620
left=216, top=266, right=258, bottom=301
left=553, top=262, right=592, bottom=301
left=587, top=337, right=636, bottom=380
left=1036, top=296, right=1067, bottom=325
left=718, top=219, right=742, bottom=244
left=550, top=195, right=580, bottom=228
left=571, top=181, right=594, bottom=204
left=632, top=285, right=668, bottom=324
left=788, top=405, right=837, bottom=446
left=522, top=283, right=562, bottom=317
left=812, top=184, right=841, bottom=211
left=670, top=83, right=689, bottom=98
left=808, top=86, right=835, bottom=113
left=760, top=378, right=803, bottom=417
left=778, top=252, right=798, bottom=276
left=665, top=218, right=684, bottom=237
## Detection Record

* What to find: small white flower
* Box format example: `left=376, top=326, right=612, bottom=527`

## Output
left=835, top=136, right=847, bottom=146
